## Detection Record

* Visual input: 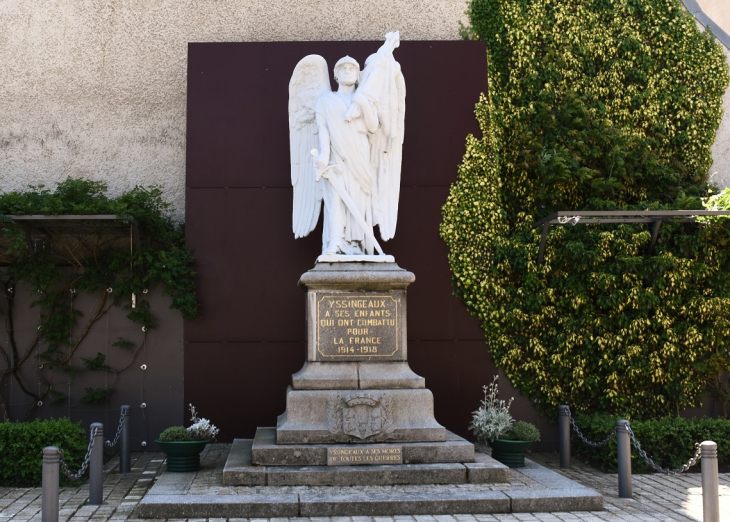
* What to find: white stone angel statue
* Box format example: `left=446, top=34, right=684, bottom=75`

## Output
left=289, top=32, right=406, bottom=262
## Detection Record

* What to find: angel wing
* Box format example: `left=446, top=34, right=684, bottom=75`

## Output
left=359, top=37, right=406, bottom=241
left=289, top=55, right=331, bottom=238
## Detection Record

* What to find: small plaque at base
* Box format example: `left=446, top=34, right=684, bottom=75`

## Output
left=327, top=445, right=403, bottom=466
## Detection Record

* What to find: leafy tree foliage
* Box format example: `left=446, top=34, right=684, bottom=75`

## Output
left=442, top=0, right=730, bottom=418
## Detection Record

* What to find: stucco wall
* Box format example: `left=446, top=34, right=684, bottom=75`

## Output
left=696, top=0, right=730, bottom=35
left=0, top=1, right=728, bottom=219
left=710, top=45, right=730, bottom=188
left=0, top=1, right=468, bottom=221
left=693, top=0, right=730, bottom=188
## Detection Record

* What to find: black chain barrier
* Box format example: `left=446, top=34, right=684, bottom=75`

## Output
left=624, top=424, right=702, bottom=475
left=564, top=406, right=702, bottom=475
left=105, top=407, right=126, bottom=448
left=565, top=406, right=617, bottom=447
left=58, top=426, right=97, bottom=480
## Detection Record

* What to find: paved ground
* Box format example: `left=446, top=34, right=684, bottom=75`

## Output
left=1, top=444, right=728, bottom=521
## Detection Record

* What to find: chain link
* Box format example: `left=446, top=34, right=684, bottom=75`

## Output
left=105, top=407, right=127, bottom=448
left=625, top=424, right=702, bottom=475
left=59, top=426, right=97, bottom=480
left=563, top=406, right=702, bottom=474
left=566, top=406, right=617, bottom=447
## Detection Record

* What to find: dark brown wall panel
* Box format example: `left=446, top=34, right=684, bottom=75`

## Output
left=184, top=342, right=304, bottom=439
left=1, top=282, right=183, bottom=451
left=185, top=186, right=484, bottom=343
left=408, top=340, right=497, bottom=440
left=387, top=186, right=485, bottom=341
left=185, top=41, right=491, bottom=442
left=185, top=187, right=319, bottom=342
left=186, top=41, right=487, bottom=189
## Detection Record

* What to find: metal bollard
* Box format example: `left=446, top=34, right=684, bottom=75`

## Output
left=42, top=447, right=60, bottom=522
left=700, top=441, right=719, bottom=522
left=558, top=405, right=571, bottom=468
left=616, top=419, right=632, bottom=499
left=119, top=405, right=131, bottom=474
left=89, top=423, right=104, bottom=505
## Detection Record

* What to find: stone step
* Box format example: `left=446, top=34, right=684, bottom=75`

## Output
left=140, top=488, right=603, bottom=518
left=225, top=438, right=508, bottom=486
left=139, top=448, right=603, bottom=518
left=252, top=427, right=475, bottom=466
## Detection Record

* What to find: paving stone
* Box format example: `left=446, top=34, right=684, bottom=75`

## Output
left=5, top=446, right=730, bottom=521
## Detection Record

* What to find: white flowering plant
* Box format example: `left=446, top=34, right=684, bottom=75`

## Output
left=186, top=404, right=219, bottom=441
left=469, top=375, right=514, bottom=444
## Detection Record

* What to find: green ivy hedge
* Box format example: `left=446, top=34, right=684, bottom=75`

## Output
left=0, top=178, right=198, bottom=418
left=442, top=0, right=730, bottom=418
left=0, top=418, right=87, bottom=486
left=572, top=413, right=730, bottom=472
left=0, top=178, right=198, bottom=322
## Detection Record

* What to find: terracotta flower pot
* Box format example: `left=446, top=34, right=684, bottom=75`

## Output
left=489, top=438, right=533, bottom=468
left=155, top=439, right=209, bottom=472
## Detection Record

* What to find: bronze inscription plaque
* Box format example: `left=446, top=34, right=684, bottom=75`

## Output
left=327, top=446, right=403, bottom=466
left=316, top=294, right=398, bottom=360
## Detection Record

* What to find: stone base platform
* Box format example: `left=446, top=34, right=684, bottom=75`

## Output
left=252, top=427, right=474, bottom=466
left=138, top=444, right=604, bottom=518
left=224, top=436, right=507, bottom=486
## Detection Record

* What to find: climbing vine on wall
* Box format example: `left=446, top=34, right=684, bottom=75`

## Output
left=442, top=0, right=730, bottom=418
left=0, top=178, right=198, bottom=421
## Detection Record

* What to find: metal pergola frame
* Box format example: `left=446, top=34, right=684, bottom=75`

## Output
left=1, top=214, right=141, bottom=256
left=533, top=210, right=730, bottom=264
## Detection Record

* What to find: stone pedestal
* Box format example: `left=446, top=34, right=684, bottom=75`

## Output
left=275, top=262, right=446, bottom=445
left=224, top=261, right=491, bottom=487
left=276, top=388, right=444, bottom=444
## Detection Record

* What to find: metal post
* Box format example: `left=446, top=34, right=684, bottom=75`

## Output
left=119, top=405, right=131, bottom=474
left=558, top=405, right=571, bottom=468
left=616, top=419, right=632, bottom=498
left=42, top=446, right=60, bottom=522
left=647, top=219, right=663, bottom=255
left=701, top=441, right=719, bottom=522
left=89, top=423, right=103, bottom=505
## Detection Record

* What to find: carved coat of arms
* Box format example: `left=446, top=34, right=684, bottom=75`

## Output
left=327, top=393, right=394, bottom=441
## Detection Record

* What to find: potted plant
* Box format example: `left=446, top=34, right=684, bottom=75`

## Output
left=156, top=404, right=219, bottom=472
left=489, top=420, right=541, bottom=468
left=469, top=375, right=540, bottom=468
